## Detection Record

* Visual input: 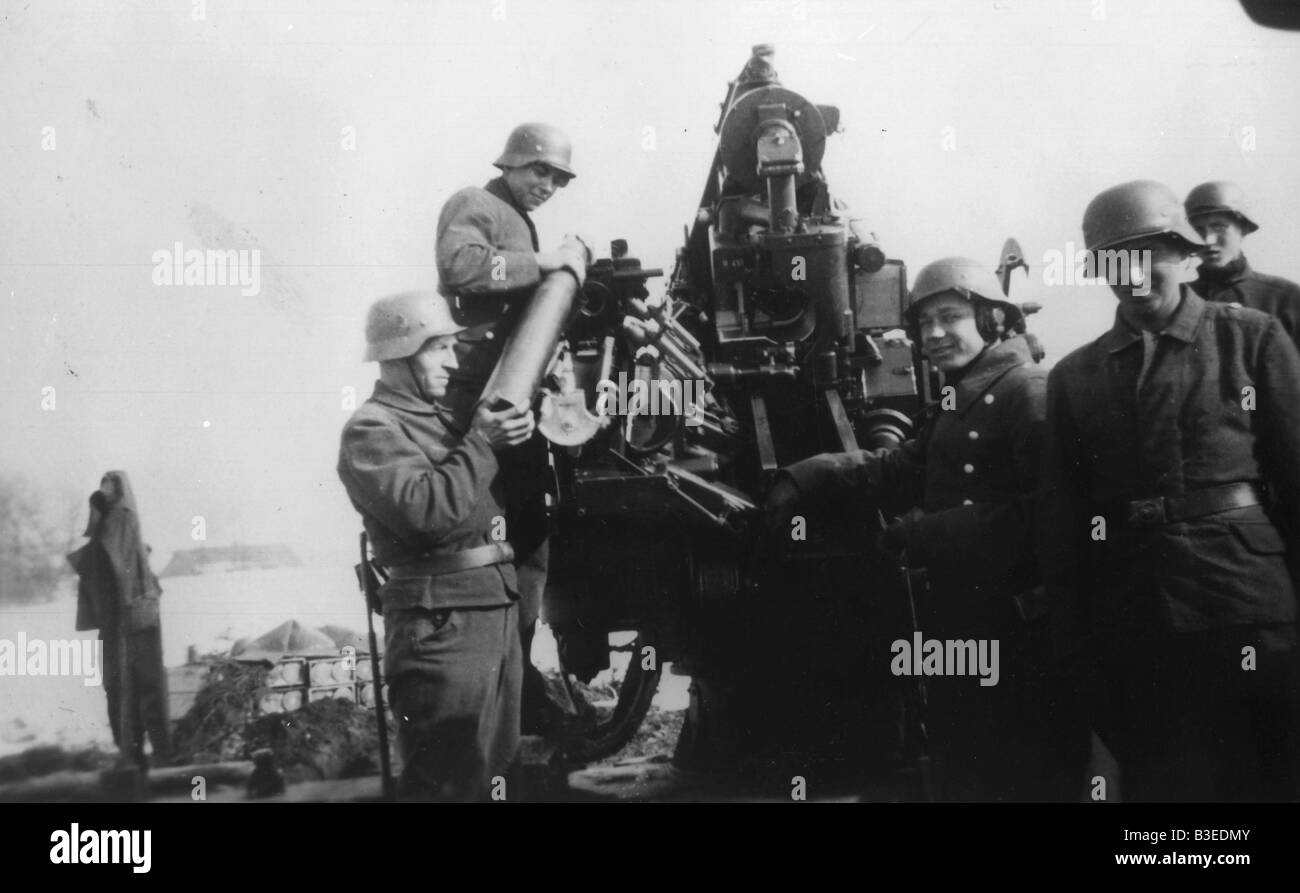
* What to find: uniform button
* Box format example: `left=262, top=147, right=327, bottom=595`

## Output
left=968, top=430, right=979, bottom=440
left=485, top=330, right=495, bottom=340
left=963, top=463, right=974, bottom=474
left=983, top=394, right=994, bottom=404
left=962, top=499, right=973, bottom=506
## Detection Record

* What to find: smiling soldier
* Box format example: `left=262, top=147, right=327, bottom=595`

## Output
left=766, top=257, right=1086, bottom=801
left=1041, top=180, right=1300, bottom=802
left=435, top=123, right=593, bottom=737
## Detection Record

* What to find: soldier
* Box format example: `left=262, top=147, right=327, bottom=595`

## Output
left=1185, top=180, right=1300, bottom=343
left=435, top=123, right=591, bottom=735
left=766, top=258, right=1086, bottom=801
left=1041, top=180, right=1300, bottom=802
left=337, top=291, right=536, bottom=801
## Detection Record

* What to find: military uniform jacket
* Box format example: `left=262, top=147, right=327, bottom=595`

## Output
left=1040, top=289, right=1300, bottom=638
left=786, top=336, right=1047, bottom=625
left=435, top=177, right=542, bottom=420
left=1191, top=256, right=1300, bottom=346
left=337, top=367, right=518, bottom=611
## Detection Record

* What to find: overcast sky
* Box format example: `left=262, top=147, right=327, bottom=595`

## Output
left=2, top=0, right=1298, bottom=562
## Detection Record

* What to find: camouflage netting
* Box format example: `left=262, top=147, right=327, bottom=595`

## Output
left=171, top=659, right=387, bottom=783
left=170, top=660, right=266, bottom=762
left=242, top=699, right=383, bottom=782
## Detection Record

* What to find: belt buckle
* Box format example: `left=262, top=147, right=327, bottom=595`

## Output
left=1127, top=497, right=1166, bottom=526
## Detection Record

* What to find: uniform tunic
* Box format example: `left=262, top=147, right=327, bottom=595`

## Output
left=785, top=335, right=1085, bottom=801
left=434, top=175, right=556, bottom=731
left=338, top=364, right=521, bottom=801
left=787, top=336, right=1048, bottom=627
left=435, top=177, right=543, bottom=426
left=1191, top=255, right=1300, bottom=346
left=1040, top=288, right=1300, bottom=801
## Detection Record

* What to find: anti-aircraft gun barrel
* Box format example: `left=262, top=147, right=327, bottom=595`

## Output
left=478, top=269, right=584, bottom=410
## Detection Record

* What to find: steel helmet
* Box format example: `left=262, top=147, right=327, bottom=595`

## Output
left=907, top=256, right=1011, bottom=312
left=494, top=123, right=576, bottom=178
left=1082, top=180, right=1204, bottom=252
left=1184, top=181, right=1259, bottom=234
left=905, top=256, right=1024, bottom=340
left=363, top=291, right=465, bottom=362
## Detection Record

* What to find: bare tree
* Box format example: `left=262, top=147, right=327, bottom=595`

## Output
left=0, top=474, right=82, bottom=605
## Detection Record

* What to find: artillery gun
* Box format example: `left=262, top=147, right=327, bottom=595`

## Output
left=486, top=45, right=1033, bottom=791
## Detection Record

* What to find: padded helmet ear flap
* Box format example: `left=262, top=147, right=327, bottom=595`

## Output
left=972, top=299, right=1009, bottom=343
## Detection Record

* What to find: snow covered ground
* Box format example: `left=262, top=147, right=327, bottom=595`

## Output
left=0, top=565, right=687, bottom=759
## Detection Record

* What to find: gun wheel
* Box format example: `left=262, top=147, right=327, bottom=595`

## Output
left=561, top=630, right=662, bottom=764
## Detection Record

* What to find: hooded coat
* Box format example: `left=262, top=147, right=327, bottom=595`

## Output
left=69, top=471, right=162, bottom=634
left=66, top=470, right=171, bottom=766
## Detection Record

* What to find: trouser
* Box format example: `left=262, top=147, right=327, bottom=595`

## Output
left=498, top=429, right=560, bottom=733
left=911, top=576, right=1088, bottom=802
left=445, top=378, right=562, bottom=732
left=1093, top=624, right=1300, bottom=802
left=384, top=603, right=522, bottom=802
left=924, top=620, right=1088, bottom=802
left=516, top=540, right=556, bottom=734
left=101, top=624, right=172, bottom=768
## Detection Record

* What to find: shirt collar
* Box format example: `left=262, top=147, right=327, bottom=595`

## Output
left=486, top=177, right=527, bottom=216
left=1160, top=287, right=1206, bottom=343
left=370, top=377, right=436, bottom=415
left=484, top=176, right=539, bottom=250
left=1197, top=254, right=1251, bottom=286
left=369, top=379, right=469, bottom=433
left=1100, top=286, right=1205, bottom=353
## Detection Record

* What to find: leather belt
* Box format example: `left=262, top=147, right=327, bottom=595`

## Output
left=387, top=541, right=516, bottom=578
left=1108, top=482, right=1261, bottom=529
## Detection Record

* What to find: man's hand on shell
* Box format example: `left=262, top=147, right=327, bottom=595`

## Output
left=472, top=396, right=536, bottom=450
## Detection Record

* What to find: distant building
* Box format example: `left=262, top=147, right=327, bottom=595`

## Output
left=160, top=544, right=302, bottom=578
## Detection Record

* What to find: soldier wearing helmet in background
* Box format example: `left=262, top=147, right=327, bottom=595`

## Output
left=765, top=257, right=1086, bottom=801
left=1185, top=180, right=1300, bottom=344
left=435, top=123, right=593, bottom=737
left=337, top=291, right=536, bottom=801
left=1041, top=180, right=1300, bottom=801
